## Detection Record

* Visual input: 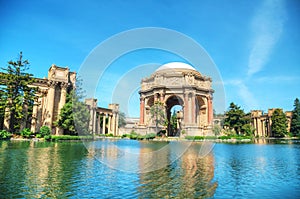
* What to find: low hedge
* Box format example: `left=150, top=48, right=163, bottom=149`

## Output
left=45, top=135, right=94, bottom=141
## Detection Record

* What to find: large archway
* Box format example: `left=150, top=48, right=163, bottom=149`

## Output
left=139, top=62, right=214, bottom=136
left=166, top=95, right=184, bottom=136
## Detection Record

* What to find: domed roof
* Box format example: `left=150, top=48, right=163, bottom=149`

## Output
left=155, top=62, right=196, bottom=72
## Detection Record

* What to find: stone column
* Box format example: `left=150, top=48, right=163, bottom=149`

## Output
left=111, top=112, right=117, bottom=136
left=183, top=93, right=189, bottom=124
left=102, top=114, right=106, bottom=134
left=154, top=93, right=158, bottom=102
left=56, top=82, right=67, bottom=135
left=191, top=93, right=195, bottom=124
left=253, top=118, right=257, bottom=136
left=188, top=93, right=192, bottom=124
left=160, top=92, right=165, bottom=102
left=92, top=108, right=97, bottom=135
left=3, top=104, right=11, bottom=131
left=207, top=96, right=213, bottom=125
left=139, top=97, right=145, bottom=125
left=97, top=113, right=101, bottom=134
left=108, top=114, right=111, bottom=134
left=31, top=97, right=39, bottom=133
left=44, top=81, right=56, bottom=132
left=115, top=112, right=119, bottom=136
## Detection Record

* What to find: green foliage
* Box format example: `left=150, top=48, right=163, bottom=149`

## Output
left=118, top=112, right=126, bottom=128
left=45, top=135, right=94, bottom=141
left=55, top=89, right=90, bottom=135
left=271, top=109, right=288, bottom=138
left=0, top=130, right=12, bottom=139
left=185, top=136, right=205, bottom=140
left=0, top=52, right=37, bottom=132
left=212, top=125, right=222, bottom=136
left=291, top=98, right=300, bottom=137
left=20, top=128, right=32, bottom=138
left=121, top=131, right=156, bottom=140
left=241, top=123, right=255, bottom=136
left=39, top=126, right=51, bottom=137
left=129, top=131, right=138, bottom=139
left=105, top=133, right=114, bottom=137
left=145, top=133, right=156, bottom=140
left=150, top=101, right=167, bottom=133
left=224, top=102, right=251, bottom=135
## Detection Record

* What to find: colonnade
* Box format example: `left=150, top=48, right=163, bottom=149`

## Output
left=85, top=98, right=119, bottom=136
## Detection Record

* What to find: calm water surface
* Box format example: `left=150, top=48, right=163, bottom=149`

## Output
left=0, top=139, right=299, bottom=198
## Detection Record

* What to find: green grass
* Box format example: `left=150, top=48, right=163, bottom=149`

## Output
left=45, top=135, right=94, bottom=141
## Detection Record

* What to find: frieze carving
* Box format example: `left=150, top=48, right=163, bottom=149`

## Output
left=48, top=80, right=58, bottom=88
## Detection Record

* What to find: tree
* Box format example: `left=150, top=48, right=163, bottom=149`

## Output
left=290, top=98, right=300, bottom=137
left=118, top=112, right=126, bottom=128
left=170, top=110, right=177, bottom=133
left=0, top=52, right=37, bottom=132
left=150, top=101, right=166, bottom=133
left=55, top=78, right=90, bottom=135
left=271, top=109, right=288, bottom=137
left=55, top=90, right=90, bottom=135
left=224, top=102, right=249, bottom=135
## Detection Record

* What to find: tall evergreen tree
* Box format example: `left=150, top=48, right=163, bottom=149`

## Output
left=118, top=112, right=126, bottom=128
left=290, top=98, right=300, bottom=137
left=150, top=101, right=166, bottom=133
left=271, top=109, right=288, bottom=137
left=55, top=78, right=90, bottom=135
left=224, top=102, right=249, bottom=135
left=0, top=52, right=37, bottom=132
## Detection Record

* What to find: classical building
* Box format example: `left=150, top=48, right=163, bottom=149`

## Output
left=138, top=62, right=214, bottom=136
left=2, top=64, right=120, bottom=136
left=251, top=108, right=292, bottom=137
left=85, top=98, right=119, bottom=136
left=2, top=64, right=76, bottom=134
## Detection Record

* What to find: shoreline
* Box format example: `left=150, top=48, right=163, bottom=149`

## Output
left=3, top=136, right=300, bottom=144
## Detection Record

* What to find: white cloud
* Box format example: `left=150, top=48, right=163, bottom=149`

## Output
left=248, top=0, right=286, bottom=76
left=224, top=79, right=258, bottom=110
left=254, top=75, right=300, bottom=83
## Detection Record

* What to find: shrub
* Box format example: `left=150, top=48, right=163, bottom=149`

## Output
left=105, top=133, right=114, bottom=137
left=45, top=135, right=94, bottom=141
left=145, top=133, right=156, bottom=140
left=0, top=130, right=12, bottom=139
left=20, top=128, right=33, bottom=138
left=40, top=126, right=51, bottom=137
left=121, top=134, right=131, bottom=138
left=218, top=135, right=231, bottom=140
left=129, top=131, right=138, bottom=139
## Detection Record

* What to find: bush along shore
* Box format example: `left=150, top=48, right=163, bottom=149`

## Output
left=1, top=128, right=299, bottom=143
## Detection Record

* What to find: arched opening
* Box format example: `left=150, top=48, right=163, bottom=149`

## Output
left=166, top=95, right=184, bottom=136
left=195, top=95, right=207, bottom=126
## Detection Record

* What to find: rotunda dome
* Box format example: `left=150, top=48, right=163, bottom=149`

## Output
left=155, top=62, right=196, bottom=72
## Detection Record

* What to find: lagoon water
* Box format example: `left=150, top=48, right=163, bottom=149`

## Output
left=0, top=139, right=299, bottom=198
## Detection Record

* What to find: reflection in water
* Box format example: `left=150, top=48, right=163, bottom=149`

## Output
left=1, top=140, right=300, bottom=198
left=138, top=142, right=217, bottom=198
left=0, top=141, right=88, bottom=198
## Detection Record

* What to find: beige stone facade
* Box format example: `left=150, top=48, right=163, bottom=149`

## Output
left=85, top=98, right=119, bottom=136
left=2, top=64, right=120, bottom=136
left=137, top=62, right=214, bottom=136
left=251, top=108, right=292, bottom=137
left=30, top=65, right=76, bottom=134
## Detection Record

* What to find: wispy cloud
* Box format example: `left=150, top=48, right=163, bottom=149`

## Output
left=224, top=79, right=258, bottom=109
left=248, top=0, right=286, bottom=76
left=254, top=75, right=300, bottom=83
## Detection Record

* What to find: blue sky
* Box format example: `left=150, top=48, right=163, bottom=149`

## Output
left=1, top=0, right=299, bottom=117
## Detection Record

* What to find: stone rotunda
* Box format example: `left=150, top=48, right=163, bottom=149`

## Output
left=138, top=62, right=214, bottom=136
